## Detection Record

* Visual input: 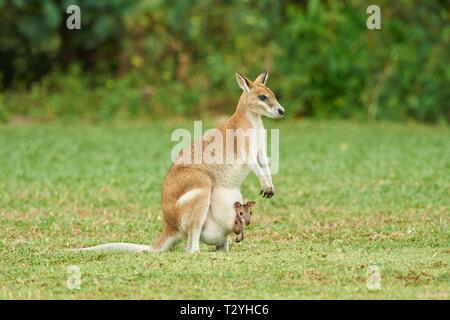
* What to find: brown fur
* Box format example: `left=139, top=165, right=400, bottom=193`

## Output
left=74, top=72, right=284, bottom=253
left=233, top=201, right=256, bottom=242
left=160, top=72, right=283, bottom=252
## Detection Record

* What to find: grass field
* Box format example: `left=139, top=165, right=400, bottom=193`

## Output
left=0, top=119, right=449, bottom=299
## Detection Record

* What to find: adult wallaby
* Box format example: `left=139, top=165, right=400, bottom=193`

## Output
left=74, top=71, right=284, bottom=253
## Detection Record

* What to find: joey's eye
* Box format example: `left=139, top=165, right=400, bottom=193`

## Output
left=258, top=95, right=267, bottom=101
left=250, top=211, right=252, bottom=215
left=240, top=212, right=243, bottom=216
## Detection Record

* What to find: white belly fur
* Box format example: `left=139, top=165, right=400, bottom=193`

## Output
left=200, top=186, right=243, bottom=245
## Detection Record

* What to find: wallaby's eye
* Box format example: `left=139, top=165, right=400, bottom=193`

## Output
left=258, top=95, right=267, bottom=101
left=240, top=212, right=243, bottom=216
left=250, top=211, right=252, bottom=215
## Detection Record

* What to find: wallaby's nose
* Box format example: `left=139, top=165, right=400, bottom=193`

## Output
left=277, top=107, right=285, bottom=116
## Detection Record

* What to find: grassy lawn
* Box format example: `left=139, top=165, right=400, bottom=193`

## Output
left=0, top=119, right=448, bottom=299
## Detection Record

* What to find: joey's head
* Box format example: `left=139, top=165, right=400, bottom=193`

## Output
left=233, top=200, right=256, bottom=226
left=235, top=71, right=285, bottom=119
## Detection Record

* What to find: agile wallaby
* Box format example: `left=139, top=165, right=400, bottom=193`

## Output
left=233, top=201, right=255, bottom=243
left=73, top=71, right=284, bottom=253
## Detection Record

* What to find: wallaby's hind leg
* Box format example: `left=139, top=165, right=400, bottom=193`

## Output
left=186, top=204, right=209, bottom=253
left=216, top=238, right=229, bottom=252
left=152, top=227, right=182, bottom=252
left=178, top=188, right=211, bottom=253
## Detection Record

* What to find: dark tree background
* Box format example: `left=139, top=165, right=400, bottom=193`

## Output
left=0, top=0, right=448, bottom=122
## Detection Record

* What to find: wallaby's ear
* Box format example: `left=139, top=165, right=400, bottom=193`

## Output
left=235, top=72, right=252, bottom=92
left=234, top=201, right=242, bottom=209
left=254, top=71, right=268, bottom=85
left=246, top=201, right=256, bottom=208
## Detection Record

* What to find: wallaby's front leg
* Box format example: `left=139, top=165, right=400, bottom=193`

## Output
left=248, top=160, right=274, bottom=198
left=257, top=148, right=274, bottom=198
left=235, top=228, right=244, bottom=242
left=257, top=130, right=275, bottom=198
left=248, top=146, right=274, bottom=198
left=246, top=129, right=274, bottom=198
left=248, top=159, right=273, bottom=197
left=233, top=214, right=244, bottom=243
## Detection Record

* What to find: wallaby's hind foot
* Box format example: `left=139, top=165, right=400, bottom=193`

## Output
left=215, top=238, right=229, bottom=251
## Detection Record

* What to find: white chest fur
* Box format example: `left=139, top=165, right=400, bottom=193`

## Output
left=216, top=113, right=265, bottom=188
left=200, top=113, right=265, bottom=246
left=200, top=186, right=243, bottom=246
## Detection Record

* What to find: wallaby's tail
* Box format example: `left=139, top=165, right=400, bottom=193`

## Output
left=72, top=243, right=153, bottom=252
left=69, top=230, right=180, bottom=253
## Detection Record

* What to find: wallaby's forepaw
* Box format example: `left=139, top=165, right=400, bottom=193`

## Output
left=260, top=185, right=275, bottom=198
left=235, top=234, right=243, bottom=243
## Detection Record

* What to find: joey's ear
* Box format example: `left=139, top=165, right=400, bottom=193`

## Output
left=254, top=71, right=268, bottom=85
left=235, top=72, right=252, bottom=92
left=246, top=201, right=256, bottom=208
left=234, top=201, right=242, bottom=209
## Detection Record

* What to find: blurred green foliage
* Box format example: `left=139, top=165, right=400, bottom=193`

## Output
left=0, top=0, right=448, bottom=122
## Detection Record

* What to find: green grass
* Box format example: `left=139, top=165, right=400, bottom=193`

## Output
left=0, top=119, right=449, bottom=299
